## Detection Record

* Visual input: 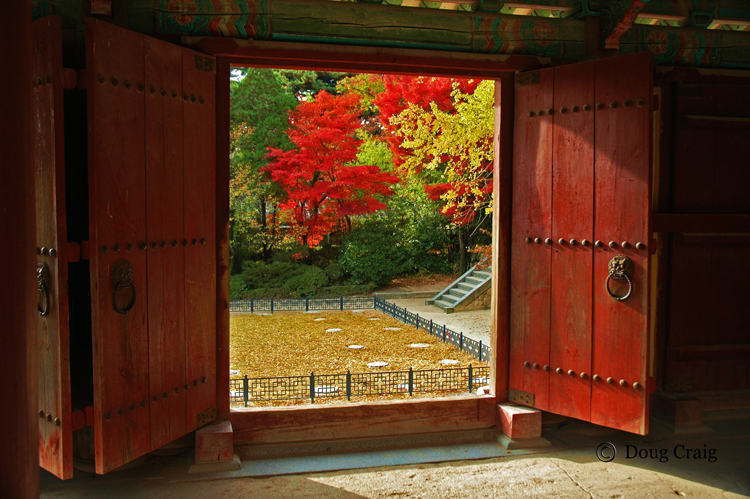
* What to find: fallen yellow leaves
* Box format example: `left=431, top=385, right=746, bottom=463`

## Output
left=229, top=310, right=490, bottom=407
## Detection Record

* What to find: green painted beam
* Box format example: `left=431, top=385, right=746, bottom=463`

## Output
left=132, top=0, right=585, bottom=59
left=620, top=23, right=750, bottom=68
left=31, top=0, right=750, bottom=68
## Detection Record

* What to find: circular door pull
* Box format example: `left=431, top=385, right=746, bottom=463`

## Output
left=111, top=260, right=137, bottom=314
left=606, top=255, right=633, bottom=301
left=37, top=263, right=51, bottom=316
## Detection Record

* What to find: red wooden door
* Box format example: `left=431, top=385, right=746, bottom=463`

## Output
left=33, top=16, right=73, bottom=480
left=510, top=52, right=653, bottom=434
left=86, top=19, right=217, bottom=474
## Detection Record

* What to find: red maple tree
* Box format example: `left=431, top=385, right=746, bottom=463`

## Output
left=264, top=90, right=400, bottom=247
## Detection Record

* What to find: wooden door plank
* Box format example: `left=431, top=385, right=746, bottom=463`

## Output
left=86, top=19, right=151, bottom=473
left=671, top=84, right=717, bottom=214
left=591, top=52, right=653, bottom=435
left=215, top=61, right=232, bottom=417
left=183, top=49, right=217, bottom=431
left=668, top=235, right=714, bottom=349
left=510, top=68, right=553, bottom=411
left=549, top=61, right=595, bottom=422
left=145, top=38, right=187, bottom=450
left=490, top=73, right=515, bottom=405
left=32, top=16, right=73, bottom=480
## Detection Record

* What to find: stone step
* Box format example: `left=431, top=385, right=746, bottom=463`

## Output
left=441, top=294, right=459, bottom=304
left=465, top=276, right=485, bottom=286
left=434, top=300, right=455, bottom=312
left=456, top=282, right=474, bottom=292
left=472, top=270, right=491, bottom=279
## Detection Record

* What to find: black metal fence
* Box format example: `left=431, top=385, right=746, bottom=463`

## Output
left=230, top=365, right=491, bottom=406
left=230, top=296, right=375, bottom=313
left=373, top=297, right=492, bottom=362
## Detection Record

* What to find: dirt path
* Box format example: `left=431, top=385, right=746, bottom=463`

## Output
left=386, top=298, right=492, bottom=346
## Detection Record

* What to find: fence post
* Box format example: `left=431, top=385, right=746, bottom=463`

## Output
left=346, top=370, right=351, bottom=401
left=250, top=297, right=254, bottom=313
left=478, top=340, right=483, bottom=361
left=408, top=367, right=414, bottom=396
left=271, top=297, right=274, bottom=313
left=468, top=364, right=473, bottom=392
left=460, top=332, right=463, bottom=351
left=429, top=319, right=433, bottom=336
left=416, top=313, right=420, bottom=329
left=340, top=296, right=344, bottom=311
left=442, top=325, right=446, bottom=342
left=310, top=372, right=315, bottom=404
left=306, top=296, right=309, bottom=312
left=243, top=375, right=249, bottom=407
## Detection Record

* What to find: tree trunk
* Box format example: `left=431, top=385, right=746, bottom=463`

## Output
left=458, top=227, right=468, bottom=274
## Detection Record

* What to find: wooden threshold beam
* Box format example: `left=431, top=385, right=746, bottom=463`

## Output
left=229, top=396, right=497, bottom=444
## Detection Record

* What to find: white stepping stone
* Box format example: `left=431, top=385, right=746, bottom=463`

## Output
left=384, top=327, right=401, bottom=331
left=314, top=385, right=340, bottom=394
left=304, top=310, right=320, bottom=314
left=326, top=328, right=343, bottom=332
left=348, top=345, right=364, bottom=349
left=474, top=377, right=489, bottom=385
left=440, top=359, right=460, bottom=365
left=367, top=361, right=388, bottom=368
left=314, top=318, right=326, bottom=321
left=230, top=390, right=244, bottom=399
left=229, top=369, right=240, bottom=376
left=368, top=318, right=381, bottom=321
left=409, top=343, right=431, bottom=348
left=396, top=383, right=410, bottom=390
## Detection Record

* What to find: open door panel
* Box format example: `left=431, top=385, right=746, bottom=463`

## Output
left=86, top=19, right=217, bottom=474
left=510, top=52, right=653, bottom=435
left=33, top=16, right=73, bottom=480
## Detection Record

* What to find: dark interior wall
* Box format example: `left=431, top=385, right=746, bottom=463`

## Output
left=664, top=77, right=750, bottom=393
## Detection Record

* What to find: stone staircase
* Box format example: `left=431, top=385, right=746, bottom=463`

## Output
left=426, top=265, right=492, bottom=313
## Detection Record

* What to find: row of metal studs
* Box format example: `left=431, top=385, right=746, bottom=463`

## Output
left=32, top=75, right=53, bottom=87
left=96, top=74, right=206, bottom=104
left=101, top=238, right=207, bottom=253
left=522, top=361, right=643, bottom=390
left=105, top=376, right=208, bottom=420
left=524, top=237, right=646, bottom=250
left=527, top=98, right=646, bottom=118
left=38, top=410, right=61, bottom=426
left=36, top=247, right=58, bottom=257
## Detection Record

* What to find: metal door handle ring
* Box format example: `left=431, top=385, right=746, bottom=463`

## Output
left=111, top=259, right=136, bottom=314
left=605, top=272, right=632, bottom=301
left=113, top=280, right=137, bottom=314
left=38, top=283, right=50, bottom=316
left=37, top=262, right=51, bottom=316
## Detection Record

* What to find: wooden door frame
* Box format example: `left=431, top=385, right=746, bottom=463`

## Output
left=203, top=39, right=531, bottom=443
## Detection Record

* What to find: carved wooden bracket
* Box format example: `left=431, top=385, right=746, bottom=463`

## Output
left=602, top=0, right=652, bottom=50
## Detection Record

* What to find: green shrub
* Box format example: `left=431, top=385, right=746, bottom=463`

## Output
left=230, top=274, right=250, bottom=299
left=240, top=261, right=305, bottom=290
left=317, top=284, right=376, bottom=296
left=283, top=266, right=329, bottom=297
left=403, top=213, right=459, bottom=274
left=244, top=287, right=291, bottom=298
left=324, top=262, right=344, bottom=284
left=339, top=219, right=407, bottom=288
